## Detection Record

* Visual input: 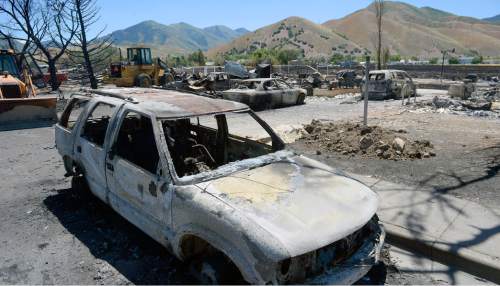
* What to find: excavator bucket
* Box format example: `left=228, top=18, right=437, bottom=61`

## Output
left=0, top=49, right=58, bottom=126
left=0, top=96, right=57, bottom=125
left=0, top=72, right=57, bottom=126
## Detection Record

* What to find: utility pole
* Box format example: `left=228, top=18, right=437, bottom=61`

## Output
left=363, top=56, right=370, bottom=126
left=440, top=50, right=447, bottom=86
left=440, top=48, right=455, bottom=86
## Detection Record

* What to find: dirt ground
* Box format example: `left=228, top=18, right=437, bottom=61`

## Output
left=290, top=111, right=500, bottom=209
left=0, top=88, right=498, bottom=284
left=301, top=120, right=435, bottom=160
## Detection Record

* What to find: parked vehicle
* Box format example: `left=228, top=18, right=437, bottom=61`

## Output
left=0, top=49, right=57, bottom=125
left=362, top=70, right=416, bottom=100
left=222, top=78, right=307, bottom=110
left=106, top=47, right=169, bottom=88
left=336, top=70, right=362, bottom=89
left=55, top=88, right=385, bottom=284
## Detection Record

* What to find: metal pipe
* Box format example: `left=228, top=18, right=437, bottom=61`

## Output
left=363, top=56, right=370, bottom=126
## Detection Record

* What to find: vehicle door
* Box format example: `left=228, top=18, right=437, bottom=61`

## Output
left=276, top=80, right=298, bottom=106
left=262, top=80, right=282, bottom=107
left=105, top=109, right=172, bottom=237
left=75, top=101, right=119, bottom=202
left=403, top=72, right=415, bottom=89
left=55, top=97, right=89, bottom=169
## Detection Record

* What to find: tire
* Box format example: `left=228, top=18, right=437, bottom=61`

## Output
left=135, top=74, right=152, bottom=88
left=71, top=175, right=90, bottom=199
left=297, top=93, right=306, bottom=105
left=189, top=253, right=244, bottom=285
left=398, top=84, right=411, bottom=100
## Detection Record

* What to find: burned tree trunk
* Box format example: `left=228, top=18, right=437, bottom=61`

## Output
left=47, top=59, right=61, bottom=90
left=0, top=0, right=77, bottom=91
left=75, top=0, right=97, bottom=89
left=68, top=0, right=113, bottom=89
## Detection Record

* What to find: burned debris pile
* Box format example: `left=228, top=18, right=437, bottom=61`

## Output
left=407, top=84, right=500, bottom=118
left=300, top=121, right=435, bottom=160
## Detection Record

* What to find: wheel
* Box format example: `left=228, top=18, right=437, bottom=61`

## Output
left=398, top=84, right=412, bottom=101
left=135, top=74, right=152, bottom=88
left=297, top=93, right=306, bottom=105
left=189, top=254, right=244, bottom=285
left=71, top=175, right=90, bottom=199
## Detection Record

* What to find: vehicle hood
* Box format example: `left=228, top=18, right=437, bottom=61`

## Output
left=197, top=155, right=379, bottom=257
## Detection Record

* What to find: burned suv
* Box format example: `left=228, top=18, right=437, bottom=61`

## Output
left=55, top=88, right=384, bottom=284
left=364, top=70, right=416, bottom=100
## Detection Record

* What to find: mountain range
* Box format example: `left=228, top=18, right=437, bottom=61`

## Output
left=483, top=14, right=500, bottom=24
left=323, top=2, right=500, bottom=58
left=107, top=20, right=249, bottom=56
left=211, top=1, right=500, bottom=59
left=207, top=16, right=364, bottom=60
left=6, top=2, right=498, bottom=59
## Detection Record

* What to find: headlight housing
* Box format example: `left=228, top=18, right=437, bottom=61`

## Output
left=276, top=216, right=381, bottom=284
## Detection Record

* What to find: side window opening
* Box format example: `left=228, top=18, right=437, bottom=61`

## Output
left=162, top=112, right=282, bottom=178
left=114, top=112, right=159, bottom=174
left=276, top=80, right=289, bottom=89
left=81, top=102, right=115, bottom=147
left=60, top=98, right=89, bottom=130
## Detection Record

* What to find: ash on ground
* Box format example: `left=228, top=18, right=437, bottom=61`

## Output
left=300, top=120, right=435, bottom=160
left=406, top=85, right=500, bottom=119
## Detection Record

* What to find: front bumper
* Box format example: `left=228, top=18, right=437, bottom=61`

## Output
left=305, top=223, right=386, bottom=285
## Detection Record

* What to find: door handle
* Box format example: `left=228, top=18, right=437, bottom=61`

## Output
left=77, top=146, right=82, bottom=153
left=106, top=163, right=114, bottom=171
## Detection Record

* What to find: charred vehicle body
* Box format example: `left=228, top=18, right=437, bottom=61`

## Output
left=363, top=70, right=416, bottom=100
left=221, top=78, right=307, bottom=110
left=55, top=88, right=385, bottom=284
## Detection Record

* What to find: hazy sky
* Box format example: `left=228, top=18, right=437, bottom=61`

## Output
left=98, top=0, right=500, bottom=32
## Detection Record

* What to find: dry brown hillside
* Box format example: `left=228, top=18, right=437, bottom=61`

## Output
left=207, top=16, right=363, bottom=59
left=323, top=1, right=500, bottom=58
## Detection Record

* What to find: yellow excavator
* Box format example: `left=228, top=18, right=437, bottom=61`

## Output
left=0, top=49, right=57, bottom=125
left=106, top=47, right=172, bottom=88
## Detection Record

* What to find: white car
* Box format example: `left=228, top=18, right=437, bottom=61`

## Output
left=222, top=78, right=307, bottom=110
left=55, top=87, right=384, bottom=284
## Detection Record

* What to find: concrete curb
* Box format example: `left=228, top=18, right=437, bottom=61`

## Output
left=384, top=223, right=500, bottom=284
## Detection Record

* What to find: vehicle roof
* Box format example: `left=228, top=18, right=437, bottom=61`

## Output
left=370, top=70, right=406, bottom=74
left=242, top=78, right=274, bottom=82
left=87, top=87, right=249, bottom=118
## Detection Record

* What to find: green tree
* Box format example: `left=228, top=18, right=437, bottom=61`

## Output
left=330, top=53, right=345, bottom=64
left=389, top=54, right=401, bottom=62
left=276, top=49, right=300, bottom=64
left=448, top=57, right=459, bottom=65
left=429, top=58, right=439, bottom=64
left=472, top=56, right=483, bottom=64
left=382, top=47, right=390, bottom=68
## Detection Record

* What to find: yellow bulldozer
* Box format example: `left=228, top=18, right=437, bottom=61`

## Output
left=106, top=47, right=173, bottom=88
left=0, top=49, right=57, bottom=125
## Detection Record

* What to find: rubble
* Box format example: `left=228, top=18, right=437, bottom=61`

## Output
left=448, top=83, right=474, bottom=100
left=407, top=85, right=500, bottom=119
left=300, top=120, right=435, bottom=160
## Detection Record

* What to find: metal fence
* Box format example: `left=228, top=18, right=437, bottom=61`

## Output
left=174, top=64, right=500, bottom=80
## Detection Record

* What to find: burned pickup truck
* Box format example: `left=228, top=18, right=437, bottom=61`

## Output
left=363, top=70, right=416, bottom=100
left=55, top=88, right=384, bottom=284
left=221, top=78, right=307, bottom=110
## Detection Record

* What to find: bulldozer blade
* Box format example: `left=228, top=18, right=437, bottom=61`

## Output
left=0, top=97, right=58, bottom=125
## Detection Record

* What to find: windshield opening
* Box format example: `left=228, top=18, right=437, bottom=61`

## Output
left=0, top=54, right=19, bottom=76
left=161, top=111, right=284, bottom=178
